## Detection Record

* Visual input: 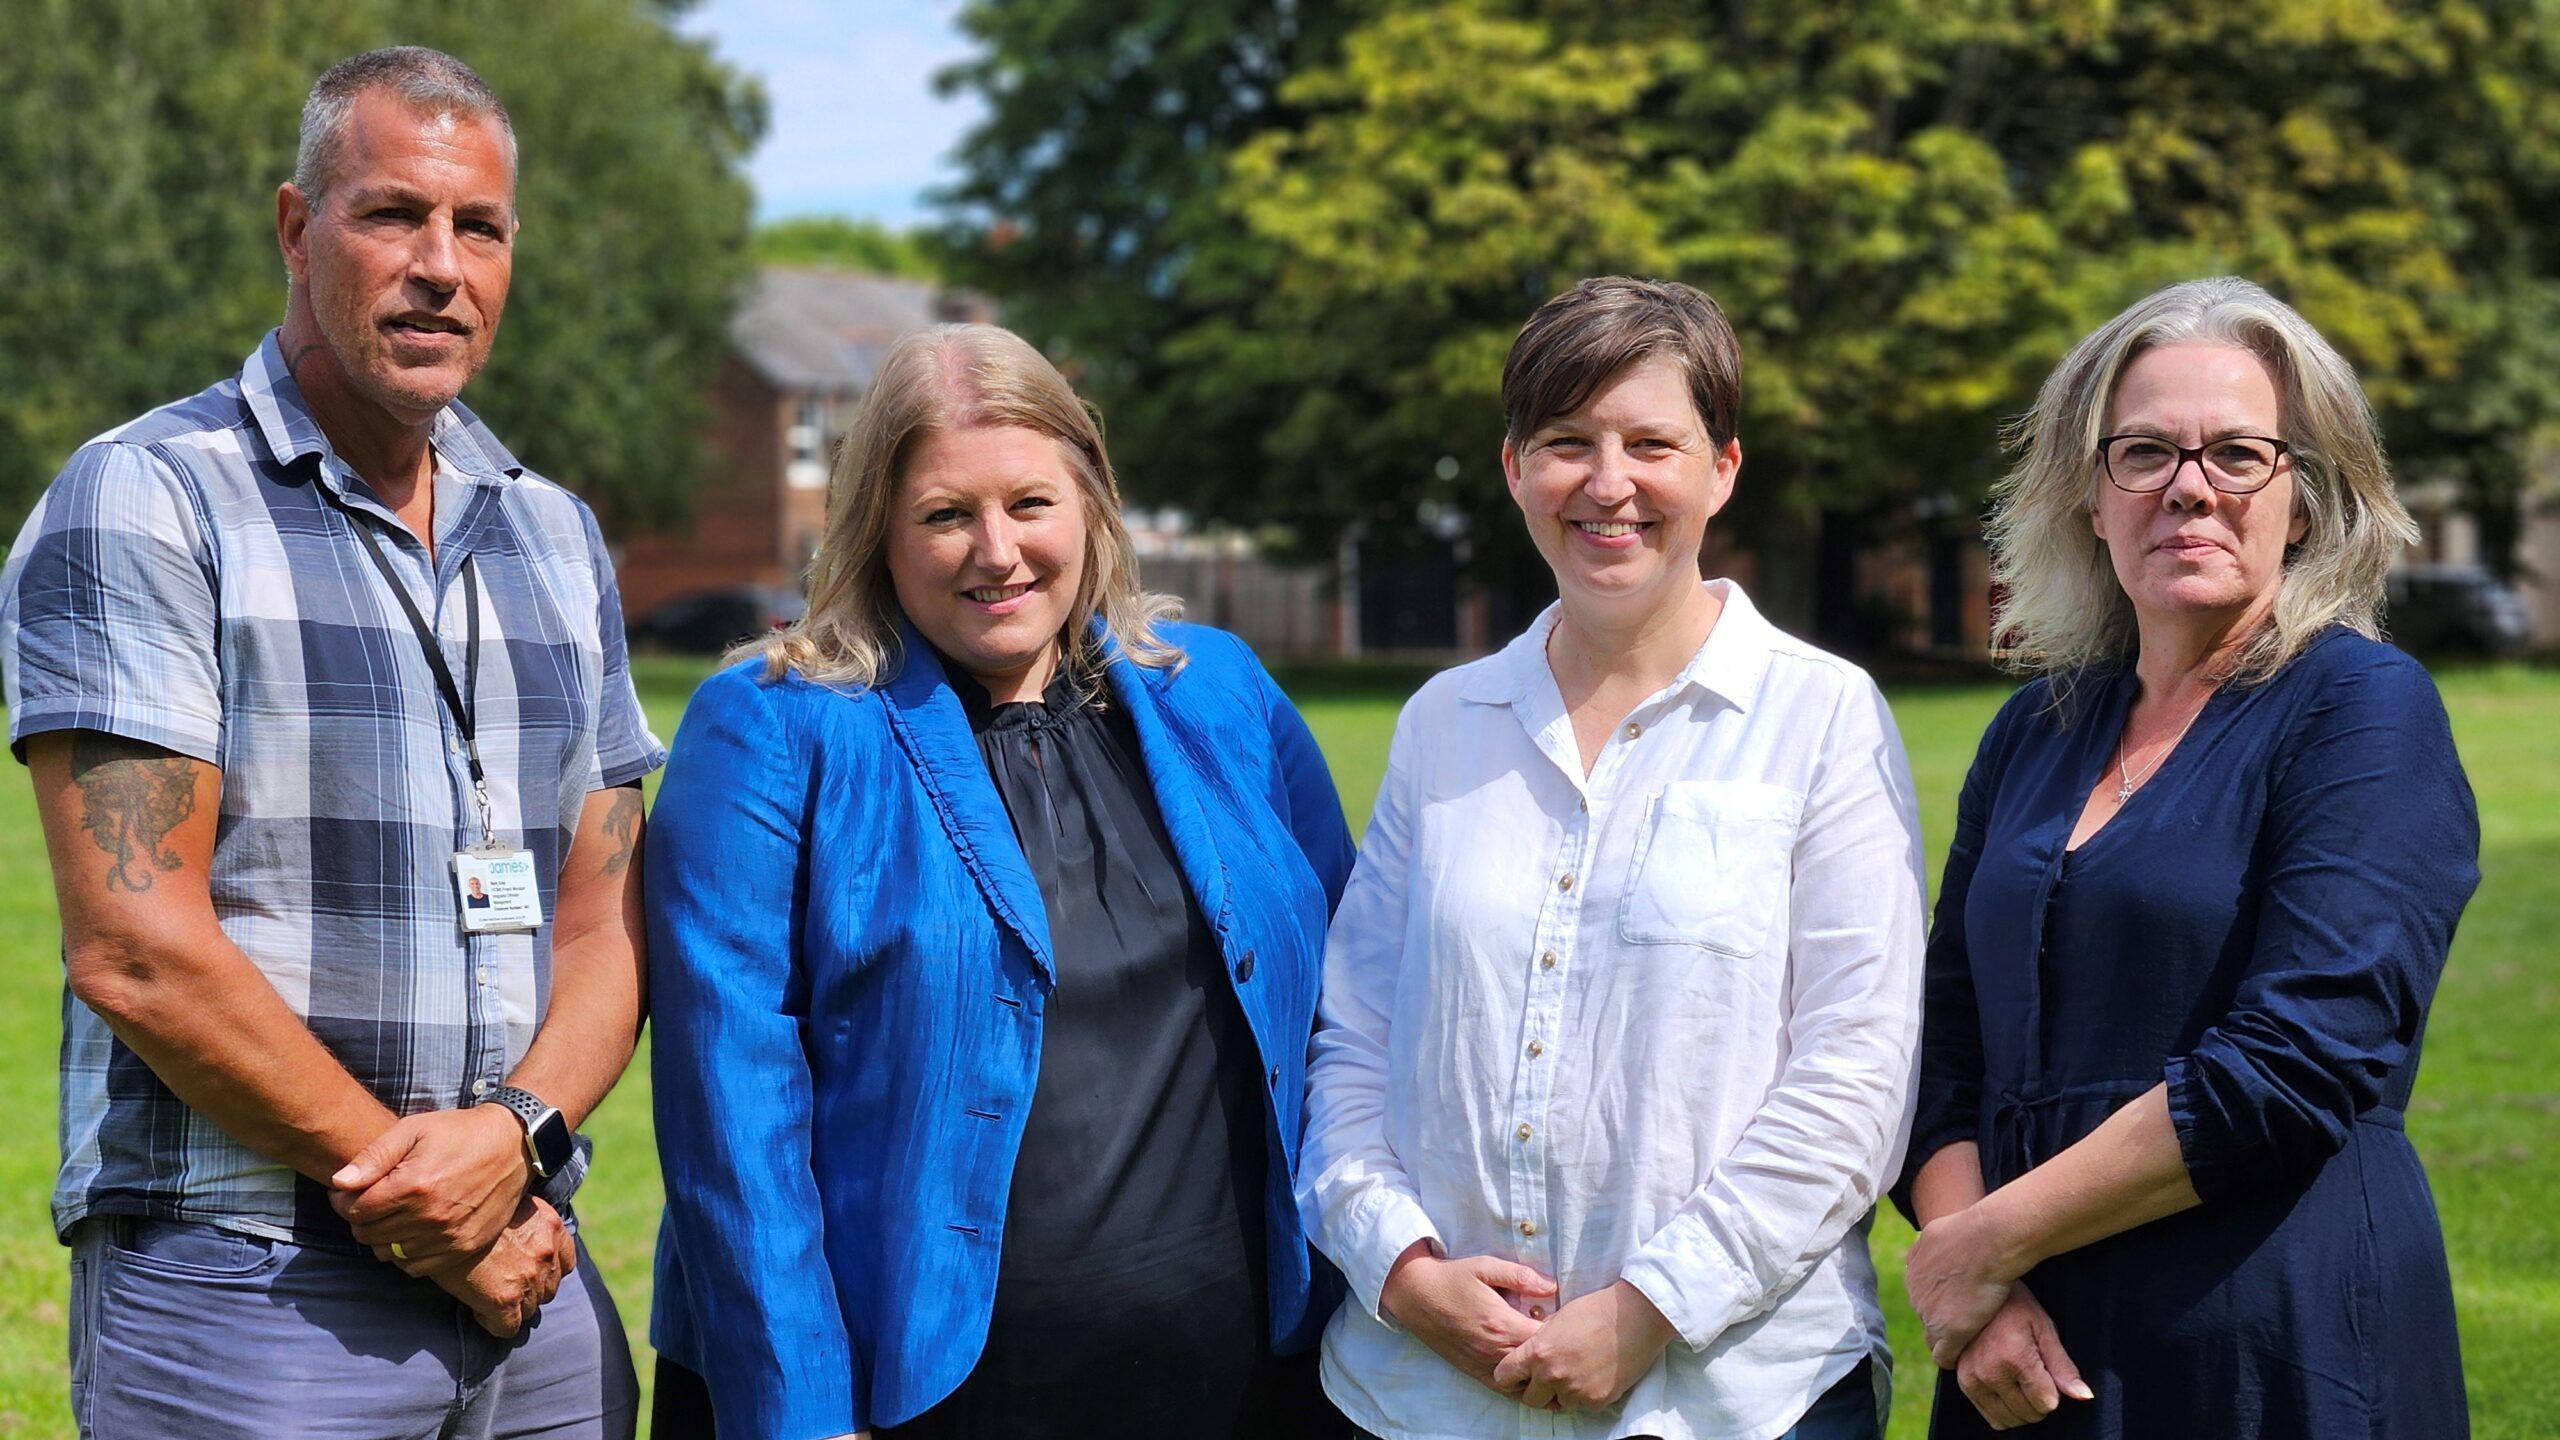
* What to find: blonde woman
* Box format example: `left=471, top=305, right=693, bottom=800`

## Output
left=645, top=325, right=1356, bottom=1439
left=1900, top=277, right=2476, bottom=1437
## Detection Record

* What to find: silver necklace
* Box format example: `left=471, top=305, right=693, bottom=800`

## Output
left=2113, top=687, right=2214, bottom=803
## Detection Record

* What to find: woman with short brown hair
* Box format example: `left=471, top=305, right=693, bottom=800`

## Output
left=1301, top=277, right=1925, bottom=1440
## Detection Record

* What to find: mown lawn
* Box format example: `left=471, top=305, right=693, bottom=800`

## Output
left=0, top=657, right=2551, bottom=1437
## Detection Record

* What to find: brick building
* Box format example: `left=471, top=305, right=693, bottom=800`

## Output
left=613, top=267, right=990, bottom=617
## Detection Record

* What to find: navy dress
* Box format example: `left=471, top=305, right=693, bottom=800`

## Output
left=1907, top=629, right=2476, bottom=1438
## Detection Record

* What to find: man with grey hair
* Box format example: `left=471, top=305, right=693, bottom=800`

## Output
left=2, top=46, right=649, bottom=1438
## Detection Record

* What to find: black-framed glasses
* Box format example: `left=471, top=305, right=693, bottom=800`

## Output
left=2096, top=433, right=2292, bottom=494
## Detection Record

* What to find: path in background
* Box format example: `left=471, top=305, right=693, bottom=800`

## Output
left=0, top=659, right=2550, bottom=1437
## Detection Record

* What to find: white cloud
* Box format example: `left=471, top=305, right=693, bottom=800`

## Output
left=678, top=0, right=984, bottom=225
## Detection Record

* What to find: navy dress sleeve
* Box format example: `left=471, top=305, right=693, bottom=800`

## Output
left=1892, top=687, right=2025, bottom=1219
left=2163, top=650, right=2480, bottom=1200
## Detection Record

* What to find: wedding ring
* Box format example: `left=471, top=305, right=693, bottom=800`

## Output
left=391, top=1241, right=408, bottom=1260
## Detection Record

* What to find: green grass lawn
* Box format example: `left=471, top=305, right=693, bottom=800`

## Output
left=0, top=657, right=2552, bottom=1437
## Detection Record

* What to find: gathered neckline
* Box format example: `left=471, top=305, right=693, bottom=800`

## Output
left=946, top=659, right=1101, bottom=735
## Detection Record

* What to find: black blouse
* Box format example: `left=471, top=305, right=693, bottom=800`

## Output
left=887, top=662, right=1284, bottom=1440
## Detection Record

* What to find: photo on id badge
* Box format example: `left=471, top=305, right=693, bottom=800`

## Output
left=454, top=846, right=543, bottom=933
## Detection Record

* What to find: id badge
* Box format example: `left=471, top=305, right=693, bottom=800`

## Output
left=454, top=844, right=544, bottom=933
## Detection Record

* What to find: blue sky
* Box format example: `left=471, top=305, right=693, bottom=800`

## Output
left=677, top=0, right=983, bottom=227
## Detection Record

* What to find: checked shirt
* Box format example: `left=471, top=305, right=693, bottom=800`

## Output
left=1, top=333, right=663, bottom=1246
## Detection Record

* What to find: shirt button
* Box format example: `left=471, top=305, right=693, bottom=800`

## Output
left=1518, top=1220, right=1538, bottom=1238
left=471, top=1079, right=491, bottom=1097
left=1577, top=796, right=1588, bottom=811
left=1624, top=721, right=1642, bottom=739
left=476, top=966, right=490, bottom=984
left=1539, top=951, right=1557, bottom=971
left=1526, top=1039, right=1544, bottom=1057
left=1557, top=873, right=1574, bottom=893
left=1515, top=1123, right=1533, bottom=1142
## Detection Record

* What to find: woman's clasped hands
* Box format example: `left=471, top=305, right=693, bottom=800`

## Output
left=1906, top=1204, right=2094, bottom=1430
left=1380, top=1240, right=1679, bottom=1415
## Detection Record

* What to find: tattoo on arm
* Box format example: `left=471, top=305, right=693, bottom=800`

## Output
left=68, top=733, right=201, bottom=893
left=595, top=787, right=643, bottom=878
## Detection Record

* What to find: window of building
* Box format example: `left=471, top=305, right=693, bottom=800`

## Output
left=787, top=396, right=829, bottom=490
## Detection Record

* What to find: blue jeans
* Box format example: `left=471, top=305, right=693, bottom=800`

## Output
left=1352, top=1355, right=1884, bottom=1439
left=68, top=1216, right=637, bottom=1440
left=1779, top=1357, right=1885, bottom=1440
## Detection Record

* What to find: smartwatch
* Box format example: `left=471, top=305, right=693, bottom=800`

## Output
left=486, top=1085, right=573, bottom=1180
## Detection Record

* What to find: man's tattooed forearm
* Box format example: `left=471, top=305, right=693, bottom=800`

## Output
left=596, top=787, right=643, bottom=878
left=68, top=733, right=200, bottom=893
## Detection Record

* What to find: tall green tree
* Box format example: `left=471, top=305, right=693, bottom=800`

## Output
left=934, top=0, right=1355, bottom=547
left=942, top=0, right=2560, bottom=605
left=0, top=0, right=762, bottom=532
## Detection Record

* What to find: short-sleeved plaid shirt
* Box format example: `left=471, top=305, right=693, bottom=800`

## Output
left=2, top=333, right=664, bottom=1245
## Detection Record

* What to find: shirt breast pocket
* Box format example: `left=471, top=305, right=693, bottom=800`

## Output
left=1617, top=780, right=1804, bottom=958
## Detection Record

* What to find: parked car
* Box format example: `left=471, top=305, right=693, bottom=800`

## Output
left=627, top=586, right=808, bottom=654
left=2385, top=564, right=2533, bottom=656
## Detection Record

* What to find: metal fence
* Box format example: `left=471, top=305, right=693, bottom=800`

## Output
left=1137, top=554, right=1336, bottom=658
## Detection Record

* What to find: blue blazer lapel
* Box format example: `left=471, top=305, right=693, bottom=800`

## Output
left=877, top=630, right=1056, bottom=985
left=1101, top=633, right=1235, bottom=934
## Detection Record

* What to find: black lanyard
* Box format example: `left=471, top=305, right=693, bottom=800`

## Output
left=318, top=479, right=494, bottom=843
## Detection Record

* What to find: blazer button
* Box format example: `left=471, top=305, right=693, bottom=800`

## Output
left=1268, top=1065, right=1281, bottom=1087
left=1236, top=949, right=1256, bottom=982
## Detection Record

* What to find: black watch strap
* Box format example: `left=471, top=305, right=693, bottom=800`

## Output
left=486, top=1085, right=571, bottom=1178
left=486, top=1083, right=546, bottom=1133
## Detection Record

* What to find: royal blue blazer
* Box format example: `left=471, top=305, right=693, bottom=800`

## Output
left=646, top=620, right=1356, bottom=1439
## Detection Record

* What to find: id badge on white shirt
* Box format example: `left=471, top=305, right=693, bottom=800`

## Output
left=454, top=844, right=543, bottom=933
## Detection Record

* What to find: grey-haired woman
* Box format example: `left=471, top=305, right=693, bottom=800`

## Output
left=1900, top=277, right=2475, bottom=1437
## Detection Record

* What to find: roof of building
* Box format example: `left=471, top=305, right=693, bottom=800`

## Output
left=728, top=266, right=950, bottom=393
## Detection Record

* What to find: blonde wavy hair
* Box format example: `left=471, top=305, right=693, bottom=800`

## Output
left=1987, top=276, right=2418, bottom=687
left=735, top=323, right=1183, bottom=687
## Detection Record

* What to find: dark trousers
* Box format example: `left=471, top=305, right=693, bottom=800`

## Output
left=653, top=1350, right=1352, bottom=1439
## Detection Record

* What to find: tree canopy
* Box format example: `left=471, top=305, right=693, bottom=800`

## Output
left=939, top=0, right=2560, bottom=583
left=0, top=0, right=762, bottom=531
left=753, top=216, right=940, bottom=280
left=935, top=0, right=1355, bottom=553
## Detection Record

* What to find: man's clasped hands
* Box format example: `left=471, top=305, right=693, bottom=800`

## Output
left=324, top=1106, right=576, bottom=1338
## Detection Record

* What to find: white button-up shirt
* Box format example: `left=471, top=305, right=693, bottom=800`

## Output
left=1300, top=582, right=1925, bottom=1440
